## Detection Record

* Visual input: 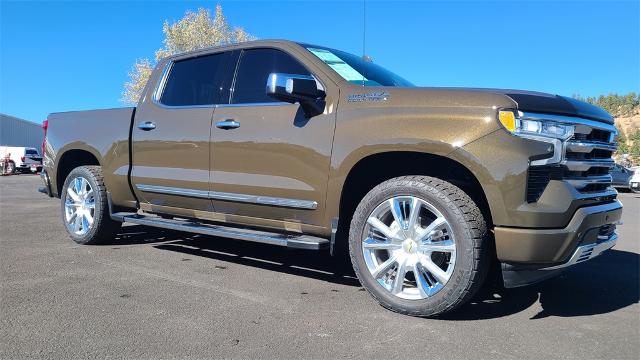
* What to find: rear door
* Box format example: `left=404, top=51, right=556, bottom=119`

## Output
left=210, top=47, right=338, bottom=230
left=131, top=51, right=232, bottom=213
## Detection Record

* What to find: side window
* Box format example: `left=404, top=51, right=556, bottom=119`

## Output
left=160, top=53, right=227, bottom=106
left=231, top=48, right=310, bottom=104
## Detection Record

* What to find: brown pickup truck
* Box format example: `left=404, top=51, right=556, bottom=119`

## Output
left=40, top=40, right=622, bottom=316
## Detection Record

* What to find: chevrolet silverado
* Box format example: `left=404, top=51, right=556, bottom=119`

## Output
left=40, top=40, right=622, bottom=316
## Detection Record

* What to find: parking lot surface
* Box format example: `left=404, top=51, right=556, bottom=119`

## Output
left=1, top=174, right=638, bottom=359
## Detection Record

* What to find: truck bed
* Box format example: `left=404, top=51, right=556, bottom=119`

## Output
left=45, top=107, right=136, bottom=208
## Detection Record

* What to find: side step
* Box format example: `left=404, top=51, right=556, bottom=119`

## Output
left=111, top=212, right=329, bottom=250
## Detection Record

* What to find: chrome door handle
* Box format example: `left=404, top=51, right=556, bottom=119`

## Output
left=137, top=121, right=156, bottom=131
left=216, top=119, right=240, bottom=130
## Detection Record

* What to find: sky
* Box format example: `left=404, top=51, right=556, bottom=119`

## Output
left=1, top=0, right=639, bottom=124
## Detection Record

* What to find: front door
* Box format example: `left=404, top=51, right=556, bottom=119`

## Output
left=210, top=47, right=337, bottom=229
left=131, top=51, right=231, bottom=213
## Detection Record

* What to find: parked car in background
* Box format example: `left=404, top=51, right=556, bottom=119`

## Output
left=629, top=169, right=640, bottom=193
left=0, top=146, right=43, bottom=174
left=611, top=163, right=634, bottom=189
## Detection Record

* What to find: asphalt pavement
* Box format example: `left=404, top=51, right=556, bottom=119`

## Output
left=1, top=174, right=638, bottom=359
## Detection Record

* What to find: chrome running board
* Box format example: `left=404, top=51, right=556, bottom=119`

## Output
left=110, top=212, right=329, bottom=251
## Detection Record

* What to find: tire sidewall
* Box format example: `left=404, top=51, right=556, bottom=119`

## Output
left=349, top=178, right=477, bottom=315
left=60, top=167, right=107, bottom=245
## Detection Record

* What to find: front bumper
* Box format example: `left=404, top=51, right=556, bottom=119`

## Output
left=496, top=200, right=622, bottom=287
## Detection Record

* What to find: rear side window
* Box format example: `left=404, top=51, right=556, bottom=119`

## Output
left=231, top=48, right=310, bottom=104
left=160, top=53, right=227, bottom=106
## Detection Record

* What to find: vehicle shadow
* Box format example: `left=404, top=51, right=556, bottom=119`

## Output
left=146, top=227, right=360, bottom=286
left=106, top=224, right=204, bottom=245
left=111, top=225, right=639, bottom=319
left=442, top=249, right=639, bottom=320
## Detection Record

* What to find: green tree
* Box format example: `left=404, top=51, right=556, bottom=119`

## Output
left=122, top=5, right=255, bottom=104
left=616, top=127, right=629, bottom=154
left=630, top=129, right=640, bottom=156
left=573, top=93, right=639, bottom=117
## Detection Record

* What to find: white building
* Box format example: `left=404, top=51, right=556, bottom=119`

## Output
left=0, top=114, right=43, bottom=150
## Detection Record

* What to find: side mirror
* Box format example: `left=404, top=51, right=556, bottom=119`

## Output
left=266, top=73, right=326, bottom=117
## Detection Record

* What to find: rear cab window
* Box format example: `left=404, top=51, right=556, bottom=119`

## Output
left=158, top=52, right=229, bottom=106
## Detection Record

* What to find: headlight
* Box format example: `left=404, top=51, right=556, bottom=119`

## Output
left=498, top=110, right=574, bottom=140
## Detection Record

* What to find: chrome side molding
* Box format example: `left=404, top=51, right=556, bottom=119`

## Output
left=136, top=184, right=318, bottom=210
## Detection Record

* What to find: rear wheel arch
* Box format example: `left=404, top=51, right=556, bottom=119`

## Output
left=55, top=149, right=101, bottom=197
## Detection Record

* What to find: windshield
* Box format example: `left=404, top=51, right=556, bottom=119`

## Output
left=304, top=45, right=413, bottom=87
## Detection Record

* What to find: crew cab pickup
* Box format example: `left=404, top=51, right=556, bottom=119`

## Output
left=40, top=40, right=622, bottom=316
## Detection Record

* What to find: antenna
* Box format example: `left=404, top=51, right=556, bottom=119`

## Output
left=362, top=0, right=366, bottom=87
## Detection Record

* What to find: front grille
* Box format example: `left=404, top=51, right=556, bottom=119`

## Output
left=563, top=122, right=616, bottom=195
left=525, top=115, right=617, bottom=202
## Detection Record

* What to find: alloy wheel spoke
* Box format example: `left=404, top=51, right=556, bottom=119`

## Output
left=73, top=213, right=83, bottom=232
left=67, top=210, right=78, bottom=223
left=413, top=263, right=430, bottom=297
left=420, top=256, right=450, bottom=285
left=67, top=187, right=81, bottom=202
left=391, top=257, right=408, bottom=294
left=80, top=178, right=88, bottom=195
left=367, top=217, right=398, bottom=241
left=363, top=237, right=402, bottom=250
left=416, top=216, right=447, bottom=242
left=388, top=198, right=406, bottom=231
left=406, top=197, right=421, bottom=235
left=420, top=239, right=456, bottom=253
left=372, top=255, right=398, bottom=279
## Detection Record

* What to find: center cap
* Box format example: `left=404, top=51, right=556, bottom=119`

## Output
left=402, top=239, right=418, bottom=254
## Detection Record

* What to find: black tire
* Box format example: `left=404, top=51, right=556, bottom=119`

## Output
left=348, top=175, right=490, bottom=317
left=60, top=166, right=121, bottom=244
left=6, top=161, right=15, bottom=175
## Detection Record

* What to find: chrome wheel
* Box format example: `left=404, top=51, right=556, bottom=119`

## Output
left=64, top=177, right=95, bottom=236
left=362, top=196, right=456, bottom=300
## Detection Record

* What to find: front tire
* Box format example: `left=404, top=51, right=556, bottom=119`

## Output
left=348, top=176, right=490, bottom=317
left=60, top=166, right=121, bottom=244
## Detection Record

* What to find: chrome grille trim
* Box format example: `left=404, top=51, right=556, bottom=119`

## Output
left=561, top=159, right=615, bottom=172
left=566, top=141, right=617, bottom=153
left=565, top=175, right=613, bottom=190
left=520, top=112, right=617, bottom=201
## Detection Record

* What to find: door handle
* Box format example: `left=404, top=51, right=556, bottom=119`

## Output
left=215, top=119, right=240, bottom=130
left=137, top=121, right=156, bottom=131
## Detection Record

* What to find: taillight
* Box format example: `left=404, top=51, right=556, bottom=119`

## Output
left=21, top=156, right=25, bottom=162
left=42, top=119, right=48, bottom=156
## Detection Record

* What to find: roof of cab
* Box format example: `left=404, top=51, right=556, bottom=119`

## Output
left=163, top=39, right=305, bottom=60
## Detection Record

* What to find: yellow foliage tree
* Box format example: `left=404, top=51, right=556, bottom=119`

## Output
left=122, top=5, right=255, bottom=104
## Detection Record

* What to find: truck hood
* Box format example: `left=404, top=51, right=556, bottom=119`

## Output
left=446, top=88, right=614, bottom=124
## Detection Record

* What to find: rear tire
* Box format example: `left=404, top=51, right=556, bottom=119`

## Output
left=6, top=161, right=15, bottom=175
left=60, top=166, right=121, bottom=244
left=348, top=175, right=490, bottom=317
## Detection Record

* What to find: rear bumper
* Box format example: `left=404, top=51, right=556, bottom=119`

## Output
left=496, top=201, right=622, bottom=287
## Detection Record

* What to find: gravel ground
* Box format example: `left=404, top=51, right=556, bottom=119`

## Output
left=1, top=174, right=638, bottom=359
